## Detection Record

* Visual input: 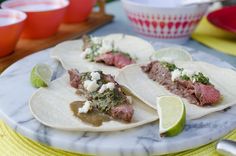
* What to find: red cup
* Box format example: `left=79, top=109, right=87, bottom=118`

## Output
left=0, top=9, right=26, bottom=57
left=92, top=0, right=97, bottom=6
left=64, top=0, right=93, bottom=23
left=1, top=0, right=69, bottom=39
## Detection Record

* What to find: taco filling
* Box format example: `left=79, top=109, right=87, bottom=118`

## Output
left=68, top=69, right=134, bottom=126
left=80, top=35, right=135, bottom=68
left=141, top=61, right=221, bottom=106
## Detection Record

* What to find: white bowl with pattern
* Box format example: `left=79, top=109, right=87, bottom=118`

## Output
left=121, top=0, right=209, bottom=44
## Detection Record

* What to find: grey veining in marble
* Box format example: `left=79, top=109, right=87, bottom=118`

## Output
left=0, top=44, right=236, bottom=156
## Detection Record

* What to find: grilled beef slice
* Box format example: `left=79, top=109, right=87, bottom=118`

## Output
left=68, top=69, right=81, bottom=89
left=141, top=61, right=221, bottom=106
left=95, top=52, right=134, bottom=68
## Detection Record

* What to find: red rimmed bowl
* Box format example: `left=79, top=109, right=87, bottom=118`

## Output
left=1, top=0, right=69, bottom=39
left=207, top=6, right=236, bottom=33
left=121, top=0, right=209, bottom=44
left=64, top=0, right=94, bottom=23
left=0, top=9, right=26, bottom=57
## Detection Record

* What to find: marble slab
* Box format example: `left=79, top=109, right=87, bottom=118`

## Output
left=0, top=43, right=236, bottom=156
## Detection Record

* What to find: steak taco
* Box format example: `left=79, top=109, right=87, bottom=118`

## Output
left=51, top=34, right=155, bottom=76
left=29, top=70, right=158, bottom=131
left=116, top=61, right=236, bottom=119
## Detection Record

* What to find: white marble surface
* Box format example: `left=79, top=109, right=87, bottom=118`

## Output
left=0, top=43, right=236, bottom=156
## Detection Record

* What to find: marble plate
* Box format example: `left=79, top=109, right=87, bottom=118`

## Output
left=0, top=42, right=235, bottom=156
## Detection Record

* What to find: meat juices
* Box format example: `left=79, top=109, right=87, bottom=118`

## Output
left=142, top=61, right=221, bottom=106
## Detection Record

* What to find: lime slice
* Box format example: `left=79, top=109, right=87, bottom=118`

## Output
left=30, top=64, right=52, bottom=88
left=157, top=96, right=186, bottom=137
left=151, top=47, right=192, bottom=62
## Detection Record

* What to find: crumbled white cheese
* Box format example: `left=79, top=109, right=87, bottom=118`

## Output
left=85, top=48, right=92, bottom=53
left=96, top=40, right=113, bottom=54
left=126, top=96, right=132, bottom=104
left=90, top=72, right=100, bottom=81
left=80, top=52, right=87, bottom=59
left=83, top=80, right=99, bottom=92
left=171, top=69, right=182, bottom=81
left=92, top=37, right=102, bottom=44
left=106, top=82, right=115, bottom=90
left=78, top=101, right=91, bottom=113
left=80, top=48, right=92, bottom=59
left=98, top=82, right=115, bottom=94
left=98, top=85, right=107, bottom=94
left=182, top=69, right=195, bottom=78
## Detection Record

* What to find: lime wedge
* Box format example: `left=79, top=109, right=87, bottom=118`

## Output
left=157, top=96, right=186, bottom=137
left=30, top=64, right=52, bottom=88
left=151, top=47, right=192, bottom=62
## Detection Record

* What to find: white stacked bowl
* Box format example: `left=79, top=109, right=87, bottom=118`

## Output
left=121, top=0, right=209, bottom=44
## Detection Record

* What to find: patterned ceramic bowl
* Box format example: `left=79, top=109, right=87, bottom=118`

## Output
left=121, top=0, right=209, bottom=43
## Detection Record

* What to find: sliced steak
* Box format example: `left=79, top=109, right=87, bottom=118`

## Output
left=95, top=52, right=134, bottom=68
left=194, top=83, right=221, bottom=106
left=95, top=52, right=114, bottom=65
left=142, top=61, right=221, bottom=106
left=110, top=103, right=134, bottom=122
left=68, top=69, right=81, bottom=89
left=113, top=53, right=134, bottom=68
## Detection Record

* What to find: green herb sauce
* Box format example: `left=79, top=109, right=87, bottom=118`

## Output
left=80, top=71, right=127, bottom=113
left=192, top=72, right=210, bottom=85
left=160, top=61, right=210, bottom=84
left=180, top=74, right=190, bottom=81
left=90, top=88, right=126, bottom=112
left=160, top=61, right=177, bottom=72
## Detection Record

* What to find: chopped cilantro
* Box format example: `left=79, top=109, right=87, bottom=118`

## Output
left=80, top=71, right=126, bottom=113
left=192, top=72, right=210, bottom=85
left=85, top=52, right=97, bottom=62
left=180, top=74, right=190, bottom=81
left=160, top=61, right=177, bottom=72
left=159, top=62, right=211, bottom=84
left=80, top=72, right=92, bottom=82
left=83, top=36, right=102, bottom=61
left=90, top=88, right=126, bottom=112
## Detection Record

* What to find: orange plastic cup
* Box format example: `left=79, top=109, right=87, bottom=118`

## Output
left=1, top=0, right=69, bottom=39
left=64, top=0, right=94, bottom=23
left=0, top=9, right=26, bottom=57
